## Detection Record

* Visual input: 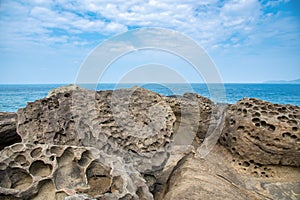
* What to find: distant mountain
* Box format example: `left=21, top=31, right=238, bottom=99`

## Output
left=265, top=78, right=300, bottom=84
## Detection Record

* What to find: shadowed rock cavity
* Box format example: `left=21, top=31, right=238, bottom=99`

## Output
left=0, top=112, right=21, bottom=150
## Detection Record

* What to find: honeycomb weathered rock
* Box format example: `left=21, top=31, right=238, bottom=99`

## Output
left=220, top=98, right=300, bottom=166
left=0, top=143, right=153, bottom=199
left=17, top=87, right=176, bottom=173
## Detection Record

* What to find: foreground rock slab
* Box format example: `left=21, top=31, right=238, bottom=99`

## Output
left=161, top=144, right=300, bottom=200
left=0, top=143, right=152, bottom=199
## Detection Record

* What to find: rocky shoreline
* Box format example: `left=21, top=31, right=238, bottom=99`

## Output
left=0, top=85, right=299, bottom=200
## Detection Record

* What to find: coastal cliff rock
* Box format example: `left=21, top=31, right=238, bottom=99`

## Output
left=0, top=143, right=152, bottom=199
left=220, top=98, right=300, bottom=166
left=17, top=87, right=176, bottom=173
left=0, top=85, right=299, bottom=199
left=0, top=112, right=21, bottom=150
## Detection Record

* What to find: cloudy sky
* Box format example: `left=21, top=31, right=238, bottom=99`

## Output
left=0, top=0, right=299, bottom=83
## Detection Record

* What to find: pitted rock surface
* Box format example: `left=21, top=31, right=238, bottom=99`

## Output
left=0, top=112, right=21, bottom=150
left=220, top=98, right=300, bottom=166
left=0, top=143, right=153, bottom=199
left=17, top=87, right=176, bottom=173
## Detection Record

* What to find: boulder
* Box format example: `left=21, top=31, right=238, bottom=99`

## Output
left=17, top=87, right=176, bottom=173
left=0, top=112, right=21, bottom=150
left=220, top=98, right=300, bottom=166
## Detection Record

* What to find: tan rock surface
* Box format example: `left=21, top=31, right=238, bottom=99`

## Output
left=162, top=144, right=300, bottom=200
left=220, top=98, right=300, bottom=166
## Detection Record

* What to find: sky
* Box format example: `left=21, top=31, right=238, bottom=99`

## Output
left=0, top=0, right=299, bottom=84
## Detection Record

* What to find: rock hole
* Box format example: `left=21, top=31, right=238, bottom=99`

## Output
left=64, top=93, right=71, bottom=98
left=50, top=156, right=55, bottom=161
left=50, top=146, right=64, bottom=155
left=242, top=161, right=250, bottom=167
left=267, top=124, right=276, bottom=132
left=252, top=118, right=260, bottom=123
left=292, top=127, right=298, bottom=132
left=255, top=123, right=260, bottom=127
left=31, top=147, right=42, bottom=158
left=253, top=112, right=261, bottom=117
left=78, top=151, right=92, bottom=167
left=274, top=138, right=280, bottom=142
left=29, top=160, right=52, bottom=177
left=291, top=135, right=297, bottom=140
left=86, top=161, right=112, bottom=196
left=232, top=137, right=237, bottom=142
left=287, top=120, right=298, bottom=126
left=237, top=126, right=244, bottom=131
left=11, top=144, right=24, bottom=152
left=5, top=168, right=33, bottom=190
left=261, top=121, right=267, bottom=127
left=282, top=132, right=292, bottom=138
left=15, top=155, right=26, bottom=165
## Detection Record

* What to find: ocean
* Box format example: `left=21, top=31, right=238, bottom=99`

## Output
left=0, top=83, right=299, bottom=112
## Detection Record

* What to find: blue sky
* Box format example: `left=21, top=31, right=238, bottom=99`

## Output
left=0, top=0, right=299, bottom=83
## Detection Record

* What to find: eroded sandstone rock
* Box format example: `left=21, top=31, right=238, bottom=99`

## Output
left=165, top=92, right=217, bottom=145
left=17, top=87, right=176, bottom=173
left=0, top=112, right=21, bottom=150
left=0, top=143, right=153, bottom=199
left=220, top=98, right=300, bottom=166
left=47, top=84, right=85, bottom=98
left=161, top=144, right=300, bottom=200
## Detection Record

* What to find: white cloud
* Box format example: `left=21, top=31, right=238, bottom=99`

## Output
left=0, top=0, right=298, bottom=53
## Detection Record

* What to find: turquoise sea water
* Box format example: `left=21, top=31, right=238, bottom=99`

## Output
left=0, top=83, right=299, bottom=112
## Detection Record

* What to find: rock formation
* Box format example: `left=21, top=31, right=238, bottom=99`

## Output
left=0, top=112, right=21, bottom=150
left=17, top=87, right=175, bottom=174
left=220, top=98, right=300, bottom=166
left=0, top=85, right=299, bottom=199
